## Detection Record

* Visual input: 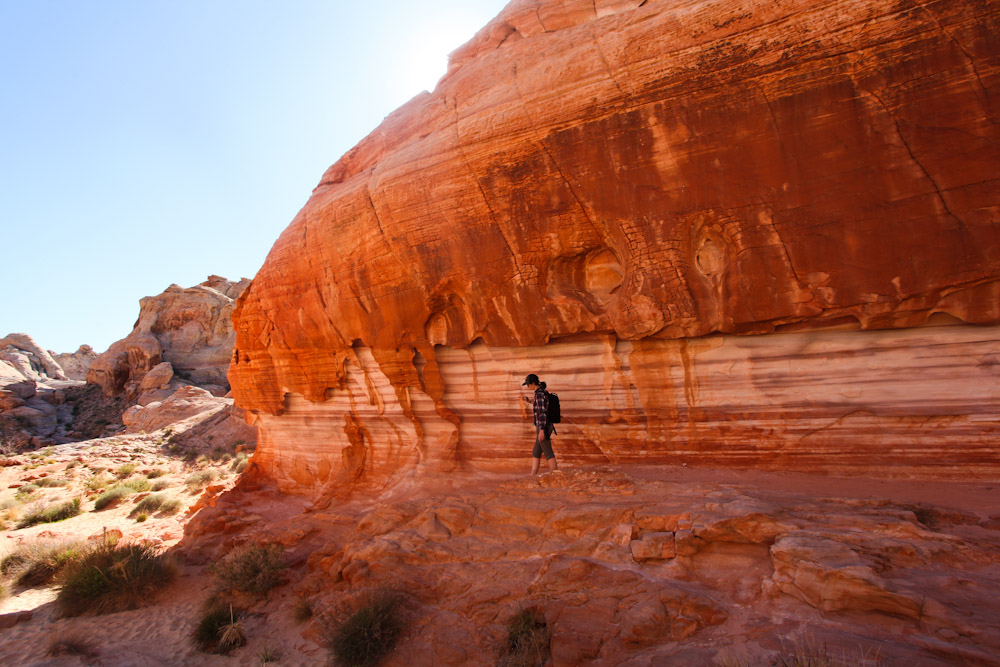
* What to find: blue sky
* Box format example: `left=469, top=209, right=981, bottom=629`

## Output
left=0, top=0, right=509, bottom=354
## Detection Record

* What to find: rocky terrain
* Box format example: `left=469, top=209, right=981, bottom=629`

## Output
left=228, top=0, right=1000, bottom=493
left=2, top=0, right=998, bottom=664
left=0, top=276, right=254, bottom=453
left=3, top=454, right=998, bottom=665
left=88, top=275, right=250, bottom=402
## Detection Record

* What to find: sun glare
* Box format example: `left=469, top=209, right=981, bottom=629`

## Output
left=391, top=16, right=487, bottom=97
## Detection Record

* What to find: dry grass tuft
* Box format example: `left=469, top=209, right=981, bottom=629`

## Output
left=47, top=632, right=99, bottom=658
left=194, top=601, right=246, bottom=654
left=57, top=537, right=176, bottom=616
left=500, top=607, right=550, bottom=667
left=324, top=589, right=403, bottom=667
left=213, top=542, right=286, bottom=596
left=17, top=498, right=82, bottom=528
left=294, top=595, right=314, bottom=623
left=1, top=538, right=86, bottom=587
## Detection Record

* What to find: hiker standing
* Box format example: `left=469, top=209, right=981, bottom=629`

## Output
left=522, top=373, right=558, bottom=475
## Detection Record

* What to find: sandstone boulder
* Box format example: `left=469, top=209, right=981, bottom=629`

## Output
left=122, top=385, right=225, bottom=433
left=229, top=0, right=1000, bottom=492
left=0, top=334, right=68, bottom=381
left=88, top=276, right=250, bottom=399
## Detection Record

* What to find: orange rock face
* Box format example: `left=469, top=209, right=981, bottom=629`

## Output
left=231, top=0, right=1000, bottom=490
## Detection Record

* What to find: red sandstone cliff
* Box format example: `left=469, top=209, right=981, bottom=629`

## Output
left=231, top=0, right=1000, bottom=492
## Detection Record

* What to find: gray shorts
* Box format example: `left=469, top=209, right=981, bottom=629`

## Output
left=532, top=426, right=555, bottom=460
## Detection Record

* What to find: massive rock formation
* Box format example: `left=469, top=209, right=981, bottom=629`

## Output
left=230, top=0, right=1000, bottom=493
left=88, top=275, right=250, bottom=401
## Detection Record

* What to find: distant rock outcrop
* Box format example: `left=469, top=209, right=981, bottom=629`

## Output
left=88, top=275, right=250, bottom=401
left=229, top=0, right=1000, bottom=492
left=51, top=345, right=98, bottom=382
left=0, top=334, right=79, bottom=448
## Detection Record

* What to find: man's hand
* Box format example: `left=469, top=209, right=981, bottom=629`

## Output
left=537, top=429, right=544, bottom=442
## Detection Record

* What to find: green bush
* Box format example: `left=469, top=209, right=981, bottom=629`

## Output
left=185, top=470, right=218, bottom=488
left=325, top=590, right=403, bottom=667
left=213, top=542, right=286, bottom=596
left=193, top=601, right=246, bottom=654
left=0, top=539, right=86, bottom=587
left=115, top=463, right=136, bottom=478
left=130, top=493, right=180, bottom=516
left=85, top=474, right=111, bottom=491
left=57, top=539, right=176, bottom=616
left=150, top=479, right=171, bottom=492
left=35, top=477, right=69, bottom=487
left=93, top=486, right=132, bottom=510
left=15, top=483, right=39, bottom=497
left=500, top=608, right=550, bottom=667
left=146, top=468, right=166, bottom=479
left=124, top=477, right=151, bottom=492
left=17, top=498, right=82, bottom=528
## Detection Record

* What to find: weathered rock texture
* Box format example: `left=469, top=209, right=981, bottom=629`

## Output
left=89, top=275, right=250, bottom=401
left=230, top=0, right=1000, bottom=490
left=51, top=345, right=98, bottom=382
left=185, top=467, right=1000, bottom=665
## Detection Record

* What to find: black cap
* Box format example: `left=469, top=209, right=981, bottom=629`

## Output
left=522, top=374, right=540, bottom=386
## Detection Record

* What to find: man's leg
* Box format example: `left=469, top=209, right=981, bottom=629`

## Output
left=531, top=456, right=541, bottom=475
left=546, top=456, right=558, bottom=472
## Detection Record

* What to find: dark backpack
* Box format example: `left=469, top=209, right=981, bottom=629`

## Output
left=546, top=391, right=561, bottom=425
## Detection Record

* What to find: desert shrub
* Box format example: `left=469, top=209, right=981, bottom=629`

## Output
left=15, top=483, right=39, bottom=497
left=93, top=485, right=132, bottom=510
left=195, top=454, right=210, bottom=466
left=115, top=463, right=136, bottom=478
left=209, top=447, right=226, bottom=461
left=185, top=470, right=218, bottom=488
left=85, top=473, right=111, bottom=491
left=256, top=642, right=281, bottom=664
left=47, top=633, right=99, bottom=658
left=131, top=493, right=179, bottom=516
left=194, top=601, right=246, bottom=654
left=294, top=595, right=314, bottom=623
left=17, top=498, right=82, bottom=528
left=132, top=493, right=167, bottom=515
left=233, top=457, right=249, bottom=474
left=0, top=539, right=86, bottom=587
left=161, top=498, right=182, bottom=514
left=57, top=539, right=176, bottom=616
left=135, top=512, right=148, bottom=522
left=35, top=477, right=69, bottom=487
left=150, top=479, right=171, bottom=492
left=124, top=477, right=151, bottom=492
left=325, top=590, right=403, bottom=667
left=213, top=542, right=286, bottom=596
left=146, top=468, right=166, bottom=479
left=500, top=607, right=550, bottom=667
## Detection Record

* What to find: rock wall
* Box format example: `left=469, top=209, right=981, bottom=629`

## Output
left=231, top=0, right=1000, bottom=491
left=89, top=275, right=250, bottom=400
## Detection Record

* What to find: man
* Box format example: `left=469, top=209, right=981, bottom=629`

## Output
left=522, top=374, right=558, bottom=475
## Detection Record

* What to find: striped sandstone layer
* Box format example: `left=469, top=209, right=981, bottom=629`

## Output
left=231, top=0, right=1000, bottom=493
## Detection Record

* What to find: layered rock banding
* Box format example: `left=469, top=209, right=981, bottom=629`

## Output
left=231, top=0, right=1000, bottom=492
